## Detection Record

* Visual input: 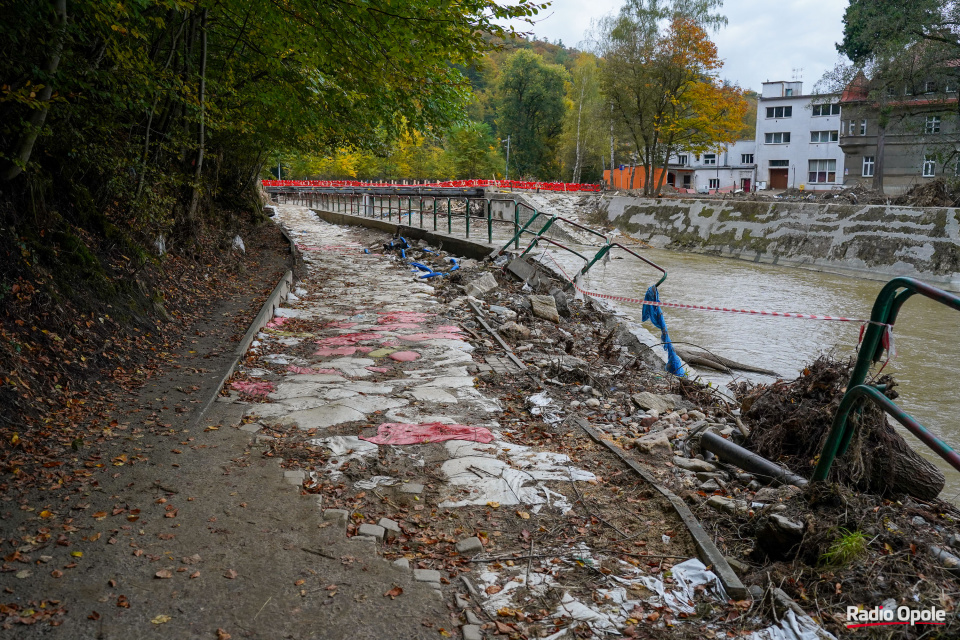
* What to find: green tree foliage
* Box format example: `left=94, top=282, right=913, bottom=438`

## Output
left=0, top=0, right=545, bottom=238
left=446, top=122, right=503, bottom=179
left=495, top=49, right=570, bottom=179
left=559, top=54, right=607, bottom=182
left=598, top=0, right=745, bottom=194
left=830, top=0, right=958, bottom=192
left=837, top=0, right=939, bottom=63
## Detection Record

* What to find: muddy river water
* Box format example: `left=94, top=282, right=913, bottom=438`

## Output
left=544, top=244, right=960, bottom=501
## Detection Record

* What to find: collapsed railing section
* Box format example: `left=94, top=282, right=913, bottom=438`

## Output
left=281, top=188, right=669, bottom=292
left=812, top=277, right=960, bottom=482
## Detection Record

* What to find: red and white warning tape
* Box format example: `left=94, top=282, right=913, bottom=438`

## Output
left=542, top=252, right=886, bottom=326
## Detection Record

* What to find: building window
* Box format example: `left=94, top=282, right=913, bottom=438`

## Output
left=765, top=106, right=793, bottom=118
left=948, top=85, right=956, bottom=93
left=862, top=156, right=875, bottom=177
left=769, top=159, right=789, bottom=167
left=741, top=153, right=754, bottom=164
left=860, top=120, right=867, bottom=135
left=703, top=153, right=716, bottom=165
left=810, top=131, right=839, bottom=143
left=676, top=155, right=688, bottom=166
left=811, top=104, right=841, bottom=117
left=925, top=81, right=937, bottom=93
left=926, top=116, right=941, bottom=134
left=785, top=88, right=794, bottom=96
left=764, top=132, right=791, bottom=144
left=709, top=178, right=720, bottom=189
left=923, top=155, right=936, bottom=177
left=848, top=120, right=856, bottom=135
left=808, top=159, right=837, bottom=183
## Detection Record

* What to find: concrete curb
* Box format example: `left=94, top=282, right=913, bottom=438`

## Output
left=193, top=268, right=293, bottom=428
left=309, top=208, right=496, bottom=261
left=192, top=220, right=300, bottom=428
left=573, top=417, right=748, bottom=600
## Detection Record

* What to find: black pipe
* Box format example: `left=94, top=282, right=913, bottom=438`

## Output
left=700, top=431, right=808, bottom=487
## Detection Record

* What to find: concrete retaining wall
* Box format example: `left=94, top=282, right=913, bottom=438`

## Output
left=602, top=196, right=960, bottom=290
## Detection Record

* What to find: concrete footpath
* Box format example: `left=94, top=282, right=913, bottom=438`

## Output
left=220, top=205, right=790, bottom=640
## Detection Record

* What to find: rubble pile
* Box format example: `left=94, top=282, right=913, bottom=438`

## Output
left=228, top=207, right=960, bottom=638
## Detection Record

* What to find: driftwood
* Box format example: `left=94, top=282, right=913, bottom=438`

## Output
left=675, top=347, right=779, bottom=377
left=740, top=357, right=945, bottom=500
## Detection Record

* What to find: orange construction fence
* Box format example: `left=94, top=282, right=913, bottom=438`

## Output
left=603, top=166, right=665, bottom=190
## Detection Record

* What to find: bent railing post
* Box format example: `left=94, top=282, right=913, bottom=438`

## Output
left=578, top=242, right=667, bottom=288
left=812, top=277, right=960, bottom=483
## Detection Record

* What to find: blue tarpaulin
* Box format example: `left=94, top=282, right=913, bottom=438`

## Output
left=642, top=286, right=685, bottom=377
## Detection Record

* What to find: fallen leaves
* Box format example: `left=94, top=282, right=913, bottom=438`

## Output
left=223, top=569, right=237, bottom=579
left=216, top=629, right=232, bottom=640
left=155, top=570, right=173, bottom=579
left=151, top=614, right=171, bottom=624
left=485, top=585, right=502, bottom=595
left=384, top=586, right=403, bottom=599
left=116, top=595, right=130, bottom=608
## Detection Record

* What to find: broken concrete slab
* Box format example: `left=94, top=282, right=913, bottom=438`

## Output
left=378, top=518, right=401, bottom=541
left=549, top=287, right=570, bottom=317
left=634, top=427, right=677, bottom=453
left=463, top=272, right=498, bottom=298
left=631, top=391, right=675, bottom=414
left=529, top=295, right=560, bottom=323
left=673, top=456, right=717, bottom=473
left=506, top=258, right=541, bottom=286
left=280, top=404, right=367, bottom=430
left=358, top=523, right=386, bottom=542
left=455, top=537, right=483, bottom=554
left=499, top=322, right=530, bottom=339
left=409, top=388, right=459, bottom=404
left=413, top=569, right=442, bottom=583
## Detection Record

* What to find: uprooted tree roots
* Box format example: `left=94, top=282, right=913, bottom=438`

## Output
left=736, top=356, right=945, bottom=500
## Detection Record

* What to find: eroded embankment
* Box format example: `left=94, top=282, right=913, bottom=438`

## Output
left=598, top=196, right=960, bottom=290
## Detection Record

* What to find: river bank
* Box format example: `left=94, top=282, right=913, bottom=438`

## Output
left=507, top=191, right=960, bottom=292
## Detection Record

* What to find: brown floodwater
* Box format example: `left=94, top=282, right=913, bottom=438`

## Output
left=546, top=245, right=960, bottom=501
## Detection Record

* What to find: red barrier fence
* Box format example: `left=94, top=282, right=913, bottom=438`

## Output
left=260, top=179, right=602, bottom=193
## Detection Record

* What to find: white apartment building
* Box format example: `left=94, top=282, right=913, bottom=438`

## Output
left=666, top=140, right=758, bottom=193
left=754, top=81, right=845, bottom=191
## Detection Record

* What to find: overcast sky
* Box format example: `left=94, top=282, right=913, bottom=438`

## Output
left=510, top=0, right=850, bottom=93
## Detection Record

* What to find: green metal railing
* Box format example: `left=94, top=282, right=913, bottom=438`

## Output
left=812, top=277, right=960, bottom=482
left=282, top=188, right=668, bottom=291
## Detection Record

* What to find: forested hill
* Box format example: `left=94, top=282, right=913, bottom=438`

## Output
left=0, top=0, right=543, bottom=435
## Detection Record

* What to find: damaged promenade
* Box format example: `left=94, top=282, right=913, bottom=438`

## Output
left=5, top=201, right=959, bottom=640
left=215, top=204, right=855, bottom=640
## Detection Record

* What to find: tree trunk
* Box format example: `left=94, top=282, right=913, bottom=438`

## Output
left=867, top=415, right=944, bottom=500
left=1, top=0, right=68, bottom=181
left=186, top=8, right=209, bottom=231
left=609, top=105, right=615, bottom=178
left=572, top=80, right=586, bottom=184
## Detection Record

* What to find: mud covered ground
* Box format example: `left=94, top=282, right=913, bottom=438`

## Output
left=224, top=210, right=960, bottom=638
